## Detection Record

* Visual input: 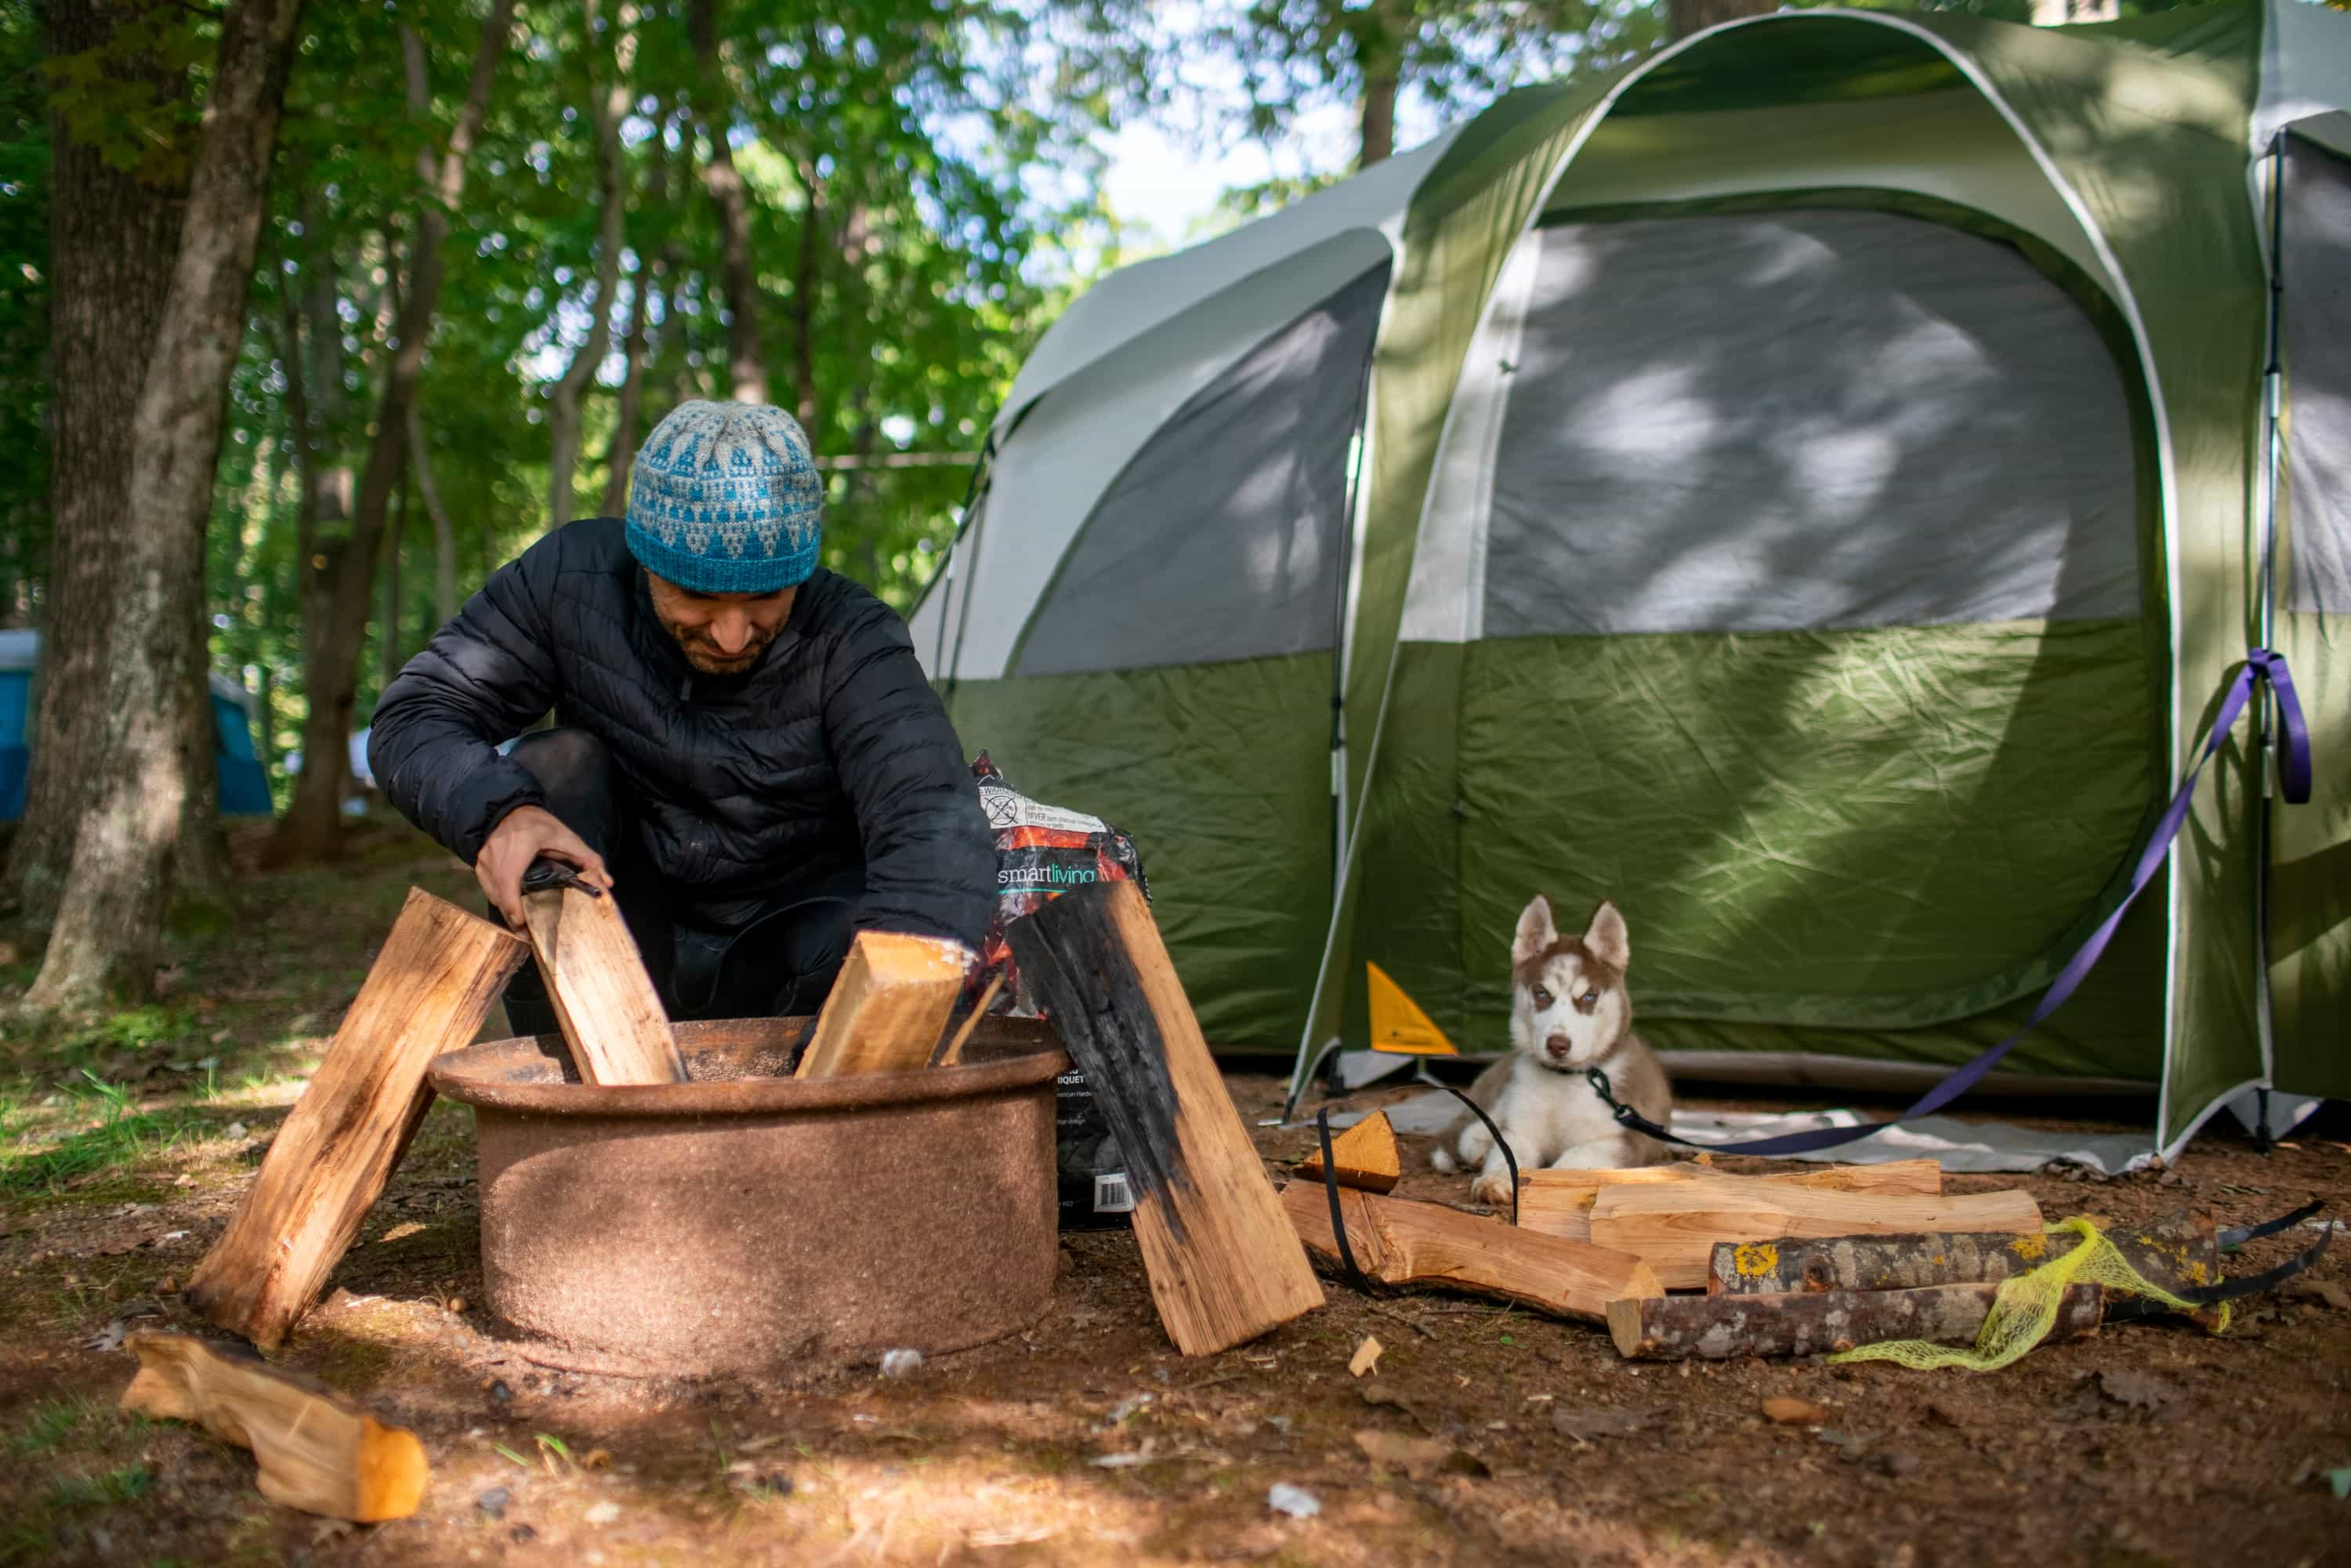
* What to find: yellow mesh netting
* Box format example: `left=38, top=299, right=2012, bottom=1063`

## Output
left=1829, top=1216, right=2229, bottom=1373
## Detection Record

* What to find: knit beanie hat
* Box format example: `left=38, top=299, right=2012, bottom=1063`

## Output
left=624, top=400, right=824, bottom=593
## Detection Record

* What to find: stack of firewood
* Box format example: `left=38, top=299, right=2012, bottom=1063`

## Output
left=1279, top=1128, right=2231, bottom=1360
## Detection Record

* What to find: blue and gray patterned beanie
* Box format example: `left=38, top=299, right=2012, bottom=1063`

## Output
left=624, top=400, right=823, bottom=594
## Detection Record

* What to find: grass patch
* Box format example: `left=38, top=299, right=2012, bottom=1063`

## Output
left=45, top=1462, right=154, bottom=1510
left=7, top=1395, right=104, bottom=1456
left=0, top=1073, right=205, bottom=1197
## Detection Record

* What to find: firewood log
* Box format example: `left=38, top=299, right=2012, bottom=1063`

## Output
left=1520, top=1159, right=1943, bottom=1243
left=1605, top=1282, right=2103, bottom=1361
left=1588, top=1183, right=2042, bottom=1290
left=1281, top=1180, right=1661, bottom=1323
left=120, top=1333, right=428, bottom=1520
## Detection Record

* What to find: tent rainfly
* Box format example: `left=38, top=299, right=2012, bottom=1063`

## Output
left=911, top=0, right=2351, bottom=1160
left=0, top=629, right=273, bottom=819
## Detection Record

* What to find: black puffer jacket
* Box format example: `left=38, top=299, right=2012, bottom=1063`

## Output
left=368, top=517, right=993, bottom=948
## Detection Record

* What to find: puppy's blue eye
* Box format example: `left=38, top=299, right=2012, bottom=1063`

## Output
left=1531, top=987, right=1552, bottom=1009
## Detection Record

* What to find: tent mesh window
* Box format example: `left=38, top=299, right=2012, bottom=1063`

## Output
left=2285, top=133, right=2351, bottom=615
left=1009, top=260, right=1392, bottom=677
left=1483, top=208, right=2141, bottom=637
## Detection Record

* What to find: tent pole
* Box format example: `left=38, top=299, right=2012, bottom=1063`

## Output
left=940, top=434, right=997, bottom=708
left=2251, top=131, right=2287, bottom=1146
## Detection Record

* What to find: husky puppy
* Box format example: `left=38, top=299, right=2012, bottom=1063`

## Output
left=1431, top=894, right=1673, bottom=1207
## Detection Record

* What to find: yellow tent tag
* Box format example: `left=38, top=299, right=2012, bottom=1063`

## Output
left=1367, top=962, right=1458, bottom=1056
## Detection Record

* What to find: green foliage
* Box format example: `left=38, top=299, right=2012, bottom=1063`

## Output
left=6, top=1395, right=103, bottom=1457
left=38, top=0, right=201, bottom=183
left=0, top=2, right=50, bottom=610
left=0, top=1070, right=200, bottom=1195
left=9, top=0, right=2235, bottom=821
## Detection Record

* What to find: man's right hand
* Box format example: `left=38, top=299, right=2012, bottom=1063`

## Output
left=476, top=805, right=612, bottom=928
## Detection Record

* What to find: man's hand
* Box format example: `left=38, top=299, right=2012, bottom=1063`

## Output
left=476, top=805, right=612, bottom=928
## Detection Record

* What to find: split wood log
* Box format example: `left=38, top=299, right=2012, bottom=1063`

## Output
left=185, top=889, right=526, bottom=1349
left=1707, top=1210, right=2222, bottom=1326
left=1281, top=1180, right=1661, bottom=1324
left=121, top=1332, right=429, bottom=1520
left=794, top=930, right=970, bottom=1078
left=1295, top=1110, right=1403, bottom=1193
left=1588, top=1183, right=2042, bottom=1290
left=522, top=885, right=686, bottom=1085
left=1520, top=1158, right=1943, bottom=1242
left=1605, top=1281, right=2103, bottom=1362
left=1008, top=880, right=1324, bottom=1354
left=933, top=970, right=1006, bottom=1068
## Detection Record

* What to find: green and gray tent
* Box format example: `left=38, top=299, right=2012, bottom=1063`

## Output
left=911, top=0, right=2351, bottom=1158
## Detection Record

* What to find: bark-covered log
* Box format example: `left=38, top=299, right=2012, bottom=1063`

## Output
left=1708, top=1211, right=2222, bottom=1327
left=1607, top=1281, right=2104, bottom=1362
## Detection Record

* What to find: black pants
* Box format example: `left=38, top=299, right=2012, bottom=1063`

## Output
left=496, top=728, right=860, bottom=1033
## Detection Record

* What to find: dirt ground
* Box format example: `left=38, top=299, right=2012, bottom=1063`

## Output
left=1, top=819, right=2347, bottom=1567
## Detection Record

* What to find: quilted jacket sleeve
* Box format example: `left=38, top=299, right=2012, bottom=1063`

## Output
left=368, top=538, right=563, bottom=863
left=821, top=596, right=994, bottom=949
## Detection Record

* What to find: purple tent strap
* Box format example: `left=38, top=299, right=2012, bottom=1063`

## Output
left=1588, top=650, right=2313, bottom=1158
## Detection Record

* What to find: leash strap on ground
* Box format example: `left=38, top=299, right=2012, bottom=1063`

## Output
left=1315, top=1108, right=1377, bottom=1293
left=2219, top=1197, right=2325, bottom=1250
left=2109, top=1203, right=2333, bottom=1320
left=1318, top=1082, right=1520, bottom=1286
left=1584, top=650, right=2312, bottom=1159
left=1434, top=1082, right=1520, bottom=1226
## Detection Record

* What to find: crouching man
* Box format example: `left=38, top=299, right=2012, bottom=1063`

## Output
left=368, top=400, right=991, bottom=1030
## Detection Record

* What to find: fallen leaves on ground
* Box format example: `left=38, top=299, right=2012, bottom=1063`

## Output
left=2097, top=1370, right=2178, bottom=1410
left=1552, top=1405, right=1645, bottom=1441
left=1762, top=1397, right=1830, bottom=1426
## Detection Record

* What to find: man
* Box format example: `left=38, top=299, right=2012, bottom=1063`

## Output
left=369, top=400, right=992, bottom=1030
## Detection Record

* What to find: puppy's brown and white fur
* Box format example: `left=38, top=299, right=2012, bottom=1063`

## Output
left=1430, top=894, right=1672, bottom=1208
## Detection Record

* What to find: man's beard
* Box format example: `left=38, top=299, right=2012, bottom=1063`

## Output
left=654, top=607, right=781, bottom=674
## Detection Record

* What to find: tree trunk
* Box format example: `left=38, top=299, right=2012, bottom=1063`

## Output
left=546, top=0, right=630, bottom=529
left=598, top=256, right=658, bottom=516
left=599, top=102, right=673, bottom=516
left=790, top=159, right=821, bottom=432
left=5, top=0, right=189, bottom=925
left=175, top=615, right=234, bottom=919
left=27, top=0, right=306, bottom=1010
left=271, top=2, right=513, bottom=864
left=1665, top=0, right=1776, bottom=39
left=688, top=0, right=766, bottom=404
left=407, top=398, right=458, bottom=627
left=1346, top=0, right=1406, bottom=169
left=380, top=466, right=405, bottom=693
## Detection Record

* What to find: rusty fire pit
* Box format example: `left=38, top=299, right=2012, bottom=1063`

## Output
left=429, top=1017, right=1067, bottom=1378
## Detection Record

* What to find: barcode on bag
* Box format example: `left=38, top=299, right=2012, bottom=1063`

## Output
left=1092, top=1173, right=1135, bottom=1214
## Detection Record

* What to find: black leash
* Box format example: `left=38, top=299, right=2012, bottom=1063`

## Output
left=2106, top=1200, right=2332, bottom=1320
left=2220, top=1197, right=2324, bottom=1250
left=1315, top=1084, right=1522, bottom=1295
left=1314, top=1108, right=1376, bottom=1295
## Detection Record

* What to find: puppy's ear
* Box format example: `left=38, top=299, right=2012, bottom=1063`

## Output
left=1582, top=900, right=1630, bottom=972
left=1513, top=895, right=1558, bottom=969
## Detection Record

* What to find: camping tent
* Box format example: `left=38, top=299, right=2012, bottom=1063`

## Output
left=911, top=0, right=2351, bottom=1157
left=0, top=630, right=273, bottom=818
